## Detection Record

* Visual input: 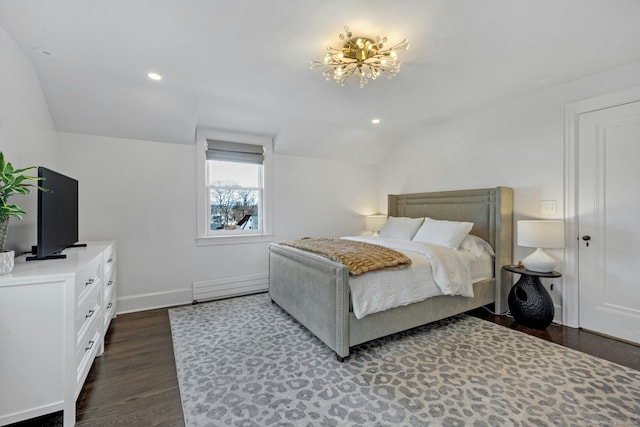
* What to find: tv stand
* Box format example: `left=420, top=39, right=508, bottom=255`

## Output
left=0, top=241, right=117, bottom=427
left=25, top=253, right=67, bottom=261
left=25, top=243, right=88, bottom=261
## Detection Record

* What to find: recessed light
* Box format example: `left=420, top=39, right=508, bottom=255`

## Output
left=147, top=72, right=162, bottom=81
left=371, top=118, right=380, bottom=124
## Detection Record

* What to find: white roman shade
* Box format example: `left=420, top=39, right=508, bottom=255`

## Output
left=206, top=140, right=264, bottom=164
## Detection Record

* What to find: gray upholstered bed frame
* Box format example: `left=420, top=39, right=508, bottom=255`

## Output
left=269, top=187, right=513, bottom=360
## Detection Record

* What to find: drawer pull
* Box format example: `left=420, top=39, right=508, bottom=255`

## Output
left=107, top=302, right=113, bottom=309
left=108, top=258, right=113, bottom=263
left=85, top=340, right=95, bottom=351
left=85, top=278, right=95, bottom=286
left=107, top=280, right=113, bottom=286
left=85, top=309, right=95, bottom=319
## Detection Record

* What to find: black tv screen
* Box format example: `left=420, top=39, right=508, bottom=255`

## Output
left=31, top=167, right=79, bottom=260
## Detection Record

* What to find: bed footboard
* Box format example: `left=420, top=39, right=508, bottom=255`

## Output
left=268, top=243, right=350, bottom=359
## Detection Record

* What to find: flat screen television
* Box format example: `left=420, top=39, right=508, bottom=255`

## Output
left=26, top=167, right=81, bottom=261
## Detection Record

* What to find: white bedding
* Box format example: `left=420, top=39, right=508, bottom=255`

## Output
left=342, top=236, right=493, bottom=319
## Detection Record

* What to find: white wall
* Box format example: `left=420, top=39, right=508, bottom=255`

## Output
left=378, top=60, right=640, bottom=322
left=57, top=133, right=378, bottom=312
left=0, top=26, right=58, bottom=253
left=273, top=154, right=379, bottom=240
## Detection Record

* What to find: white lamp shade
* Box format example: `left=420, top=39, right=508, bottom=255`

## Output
left=517, top=220, right=564, bottom=272
left=365, top=214, right=387, bottom=232
left=517, top=220, right=565, bottom=249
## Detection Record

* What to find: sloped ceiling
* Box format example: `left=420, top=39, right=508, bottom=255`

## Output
left=2, top=0, right=640, bottom=164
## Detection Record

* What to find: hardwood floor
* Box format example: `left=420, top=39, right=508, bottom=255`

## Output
left=10, top=308, right=185, bottom=427
left=75, top=309, right=185, bottom=427
left=468, top=307, right=640, bottom=371
left=10, top=304, right=640, bottom=426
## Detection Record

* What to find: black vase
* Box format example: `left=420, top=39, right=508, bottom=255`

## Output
left=508, top=275, right=555, bottom=329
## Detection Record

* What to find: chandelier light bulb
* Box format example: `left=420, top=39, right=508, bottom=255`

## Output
left=310, top=25, right=409, bottom=88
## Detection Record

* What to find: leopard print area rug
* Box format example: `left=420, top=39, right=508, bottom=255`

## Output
left=169, top=293, right=640, bottom=426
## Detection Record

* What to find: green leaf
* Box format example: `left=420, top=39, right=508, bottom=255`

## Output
left=0, top=151, right=47, bottom=222
left=12, top=166, right=38, bottom=175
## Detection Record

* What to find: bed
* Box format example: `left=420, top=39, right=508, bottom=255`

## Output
left=269, top=187, right=513, bottom=361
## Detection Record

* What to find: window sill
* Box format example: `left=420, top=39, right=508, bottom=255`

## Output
left=195, top=233, right=274, bottom=247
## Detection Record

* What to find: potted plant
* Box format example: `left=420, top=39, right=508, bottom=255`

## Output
left=0, top=152, right=45, bottom=274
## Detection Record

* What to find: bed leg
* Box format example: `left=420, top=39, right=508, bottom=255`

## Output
left=336, top=354, right=347, bottom=363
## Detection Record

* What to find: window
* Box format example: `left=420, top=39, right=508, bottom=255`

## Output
left=206, top=141, right=263, bottom=233
left=196, top=129, right=272, bottom=245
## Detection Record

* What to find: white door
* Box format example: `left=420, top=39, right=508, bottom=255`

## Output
left=578, top=101, right=640, bottom=344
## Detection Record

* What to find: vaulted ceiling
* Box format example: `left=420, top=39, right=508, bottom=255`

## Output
left=2, top=0, right=640, bottom=164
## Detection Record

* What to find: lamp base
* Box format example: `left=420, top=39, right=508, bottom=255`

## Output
left=508, top=273, right=555, bottom=329
left=522, top=248, right=556, bottom=273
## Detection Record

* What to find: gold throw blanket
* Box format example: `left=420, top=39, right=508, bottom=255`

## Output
left=279, top=238, right=412, bottom=276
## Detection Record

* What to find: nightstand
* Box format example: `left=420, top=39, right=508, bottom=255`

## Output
left=503, top=265, right=561, bottom=329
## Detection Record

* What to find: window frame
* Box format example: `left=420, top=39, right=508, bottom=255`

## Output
left=195, top=128, right=273, bottom=246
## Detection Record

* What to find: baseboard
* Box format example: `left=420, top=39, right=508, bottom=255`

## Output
left=553, top=302, right=564, bottom=325
left=116, top=288, right=192, bottom=314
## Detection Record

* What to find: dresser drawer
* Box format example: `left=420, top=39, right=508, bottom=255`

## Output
left=104, top=271, right=115, bottom=302
left=75, top=257, right=101, bottom=300
left=104, top=276, right=115, bottom=306
left=75, top=283, right=100, bottom=340
left=103, top=245, right=115, bottom=278
left=104, top=297, right=116, bottom=330
left=104, top=271, right=115, bottom=294
left=75, top=318, right=100, bottom=393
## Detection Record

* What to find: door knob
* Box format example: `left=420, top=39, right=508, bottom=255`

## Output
left=582, top=235, right=591, bottom=247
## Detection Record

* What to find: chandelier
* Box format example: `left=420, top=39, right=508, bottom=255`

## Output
left=310, top=26, right=410, bottom=88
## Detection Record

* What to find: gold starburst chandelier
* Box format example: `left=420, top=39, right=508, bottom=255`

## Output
left=310, top=26, right=410, bottom=88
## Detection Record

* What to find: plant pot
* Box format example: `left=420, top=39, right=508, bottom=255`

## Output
left=0, top=250, right=14, bottom=275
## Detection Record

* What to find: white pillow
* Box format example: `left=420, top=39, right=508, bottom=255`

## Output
left=378, top=216, right=424, bottom=240
left=412, top=217, right=473, bottom=249
left=460, top=235, right=495, bottom=258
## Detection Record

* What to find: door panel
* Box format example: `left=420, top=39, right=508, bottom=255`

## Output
left=578, top=101, right=640, bottom=344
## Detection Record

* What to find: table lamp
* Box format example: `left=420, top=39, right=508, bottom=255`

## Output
left=517, top=220, right=564, bottom=272
left=365, top=214, right=387, bottom=236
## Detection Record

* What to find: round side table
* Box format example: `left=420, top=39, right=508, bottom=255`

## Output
left=503, top=265, right=561, bottom=329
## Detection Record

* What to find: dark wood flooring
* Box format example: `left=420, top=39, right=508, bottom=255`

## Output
left=75, top=309, right=185, bottom=426
left=10, top=304, right=640, bottom=426
left=468, top=307, right=640, bottom=371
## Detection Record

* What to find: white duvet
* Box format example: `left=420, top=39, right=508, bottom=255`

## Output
left=342, top=236, right=477, bottom=319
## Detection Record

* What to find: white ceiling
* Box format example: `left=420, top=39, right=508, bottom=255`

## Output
left=2, top=0, right=640, bottom=164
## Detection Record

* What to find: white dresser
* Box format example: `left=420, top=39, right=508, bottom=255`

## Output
left=0, top=241, right=117, bottom=427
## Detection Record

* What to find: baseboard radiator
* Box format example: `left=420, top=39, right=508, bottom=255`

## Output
left=192, top=273, right=269, bottom=303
